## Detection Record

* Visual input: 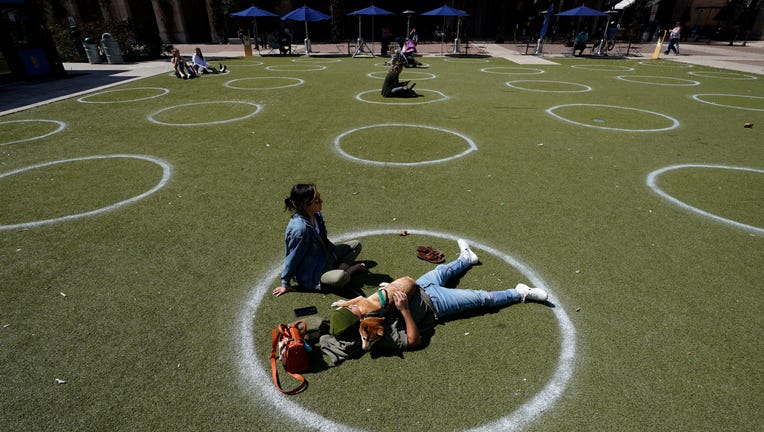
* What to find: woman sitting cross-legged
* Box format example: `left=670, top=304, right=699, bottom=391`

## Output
left=380, top=59, right=418, bottom=98
left=272, top=183, right=366, bottom=297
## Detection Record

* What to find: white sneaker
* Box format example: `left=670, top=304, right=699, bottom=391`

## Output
left=456, top=239, right=479, bottom=265
left=515, top=283, right=548, bottom=303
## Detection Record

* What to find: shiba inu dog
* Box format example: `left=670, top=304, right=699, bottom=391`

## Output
left=331, top=276, right=419, bottom=350
left=330, top=276, right=418, bottom=316
left=358, top=315, right=387, bottom=350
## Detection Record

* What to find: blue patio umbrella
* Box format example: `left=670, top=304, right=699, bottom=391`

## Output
left=230, top=6, right=278, bottom=50
left=536, top=4, right=554, bottom=54
left=556, top=5, right=608, bottom=55
left=347, top=5, right=394, bottom=17
left=555, top=5, right=608, bottom=17
left=282, top=5, right=331, bottom=21
left=281, top=5, right=331, bottom=55
left=230, top=6, right=278, bottom=18
left=421, top=5, right=470, bottom=54
left=347, top=5, right=395, bottom=54
left=540, top=4, right=554, bottom=38
left=282, top=5, right=331, bottom=55
left=420, top=5, right=470, bottom=17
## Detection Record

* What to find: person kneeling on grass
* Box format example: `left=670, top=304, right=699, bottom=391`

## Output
left=320, top=239, right=549, bottom=365
left=381, top=59, right=418, bottom=98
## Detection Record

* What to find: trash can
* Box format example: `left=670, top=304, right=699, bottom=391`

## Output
left=83, top=37, right=103, bottom=64
left=100, top=33, right=124, bottom=64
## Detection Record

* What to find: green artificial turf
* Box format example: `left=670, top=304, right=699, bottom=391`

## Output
left=1, top=52, right=762, bottom=432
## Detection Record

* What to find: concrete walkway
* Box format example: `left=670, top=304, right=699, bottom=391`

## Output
left=1, top=40, right=762, bottom=116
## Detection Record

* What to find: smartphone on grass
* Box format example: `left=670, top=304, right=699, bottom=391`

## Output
left=293, top=306, right=318, bottom=317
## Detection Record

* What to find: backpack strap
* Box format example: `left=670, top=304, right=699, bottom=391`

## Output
left=270, top=326, right=308, bottom=395
left=292, top=320, right=308, bottom=338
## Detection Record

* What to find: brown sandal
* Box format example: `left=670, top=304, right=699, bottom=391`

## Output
left=417, top=248, right=445, bottom=264
left=417, top=246, right=436, bottom=254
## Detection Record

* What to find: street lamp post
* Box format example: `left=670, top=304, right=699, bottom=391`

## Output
left=403, top=10, right=415, bottom=37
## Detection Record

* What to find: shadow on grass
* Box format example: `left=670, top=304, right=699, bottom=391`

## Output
left=307, top=54, right=349, bottom=58
left=445, top=53, right=491, bottom=59
left=0, top=69, right=132, bottom=112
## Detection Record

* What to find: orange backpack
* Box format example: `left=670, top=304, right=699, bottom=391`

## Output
left=270, top=321, right=309, bottom=395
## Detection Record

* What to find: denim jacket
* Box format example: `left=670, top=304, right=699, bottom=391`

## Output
left=280, top=212, right=335, bottom=290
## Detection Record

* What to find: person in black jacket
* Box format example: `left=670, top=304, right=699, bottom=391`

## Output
left=380, top=59, right=417, bottom=98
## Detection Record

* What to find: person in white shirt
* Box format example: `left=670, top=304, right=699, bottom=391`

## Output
left=192, top=48, right=225, bottom=74
left=665, top=22, right=681, bottom=56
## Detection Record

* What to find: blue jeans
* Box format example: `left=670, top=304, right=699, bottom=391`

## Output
left=416, top=257, right=521, bottom=319
left=666, top=38, right=679, bottom=54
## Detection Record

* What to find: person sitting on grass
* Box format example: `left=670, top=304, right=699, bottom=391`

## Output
left=320, top=239, right=549, bottom=365
left=272, top=183, right=366, bottom=297
left=381, top=59, right=418, bottom=98
left=192, top=48, right=225, bottom=74
left=400, top=39, right=422, bottom=66
left=171, top=48, right=195, bottom=79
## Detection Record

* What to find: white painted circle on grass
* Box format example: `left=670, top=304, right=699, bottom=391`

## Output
left=166, top=71, right=231, bottom=78
left=546, top=104, right=680, bottom=132
left=265, top=64, right=327, bottom=72
left=691, top=94, right=764, bottom=111
left=334, top=123, right=477, bottom=166
left=292, top=58, right=342, bottom=63
left=481, top=67, right=545, bottom=75
left=355, top=89, right=449, bottom=105
left=147, top=101, right=262, bottom=126
left=505, top=80, right=592, bottom=93
left=367, top=71, right=436, bottom=80
left=688, top=71, right=757, bottom=80
left=0, top=120, right=66, bottom=146
left=0, top=154, right=172, bottom=231
left=616, top=75, right=700, bottom=86
left=646, top=164, right=764, bottom=234
left=637, top=61, right=693, bottom=68
left=77, top=87, right=170, bottom=103
left=224, top=77, right=304, bottom=90
left=203, top=70, right=231, bottom=77
left=373, top=62, right=430, bottom=68
left=443, top=58, right=490, bottom=63
left=571, top=64, right=634, bottom=72
left=236, top=229, right=576, bottom=432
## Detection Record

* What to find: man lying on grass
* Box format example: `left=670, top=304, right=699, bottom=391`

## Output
left=320, top=239, right=549, bottom=365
